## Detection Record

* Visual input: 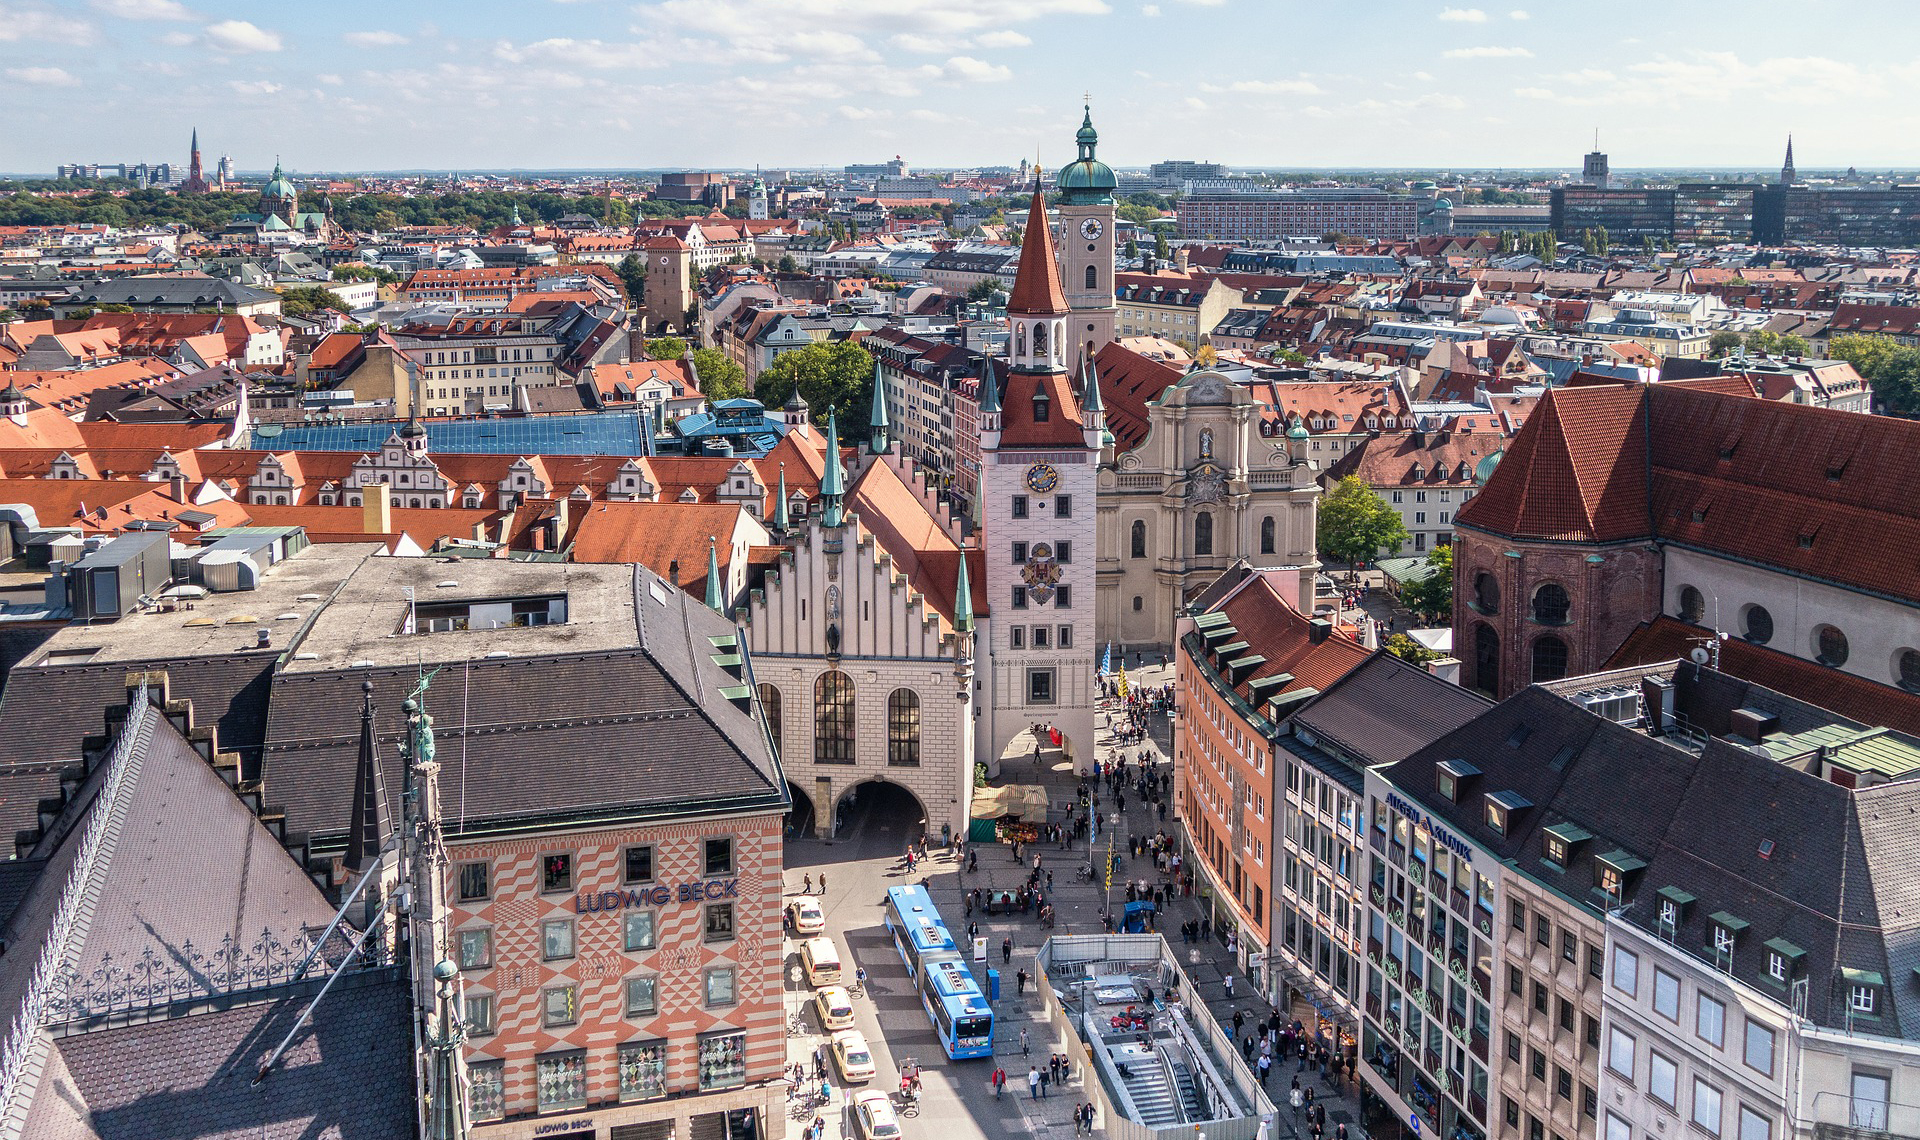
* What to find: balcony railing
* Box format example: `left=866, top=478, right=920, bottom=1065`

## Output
left=1811, top=1091, right=1920, bottom=1140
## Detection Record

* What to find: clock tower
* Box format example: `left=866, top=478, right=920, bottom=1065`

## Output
left=1056, top=105, right=1119, bottom=369
left=978, top=182, right=1100, bottom=775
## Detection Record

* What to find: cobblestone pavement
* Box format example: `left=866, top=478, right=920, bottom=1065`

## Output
left=915, top=664, right=1371, bottom=1140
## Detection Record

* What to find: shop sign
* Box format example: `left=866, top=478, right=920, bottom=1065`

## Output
left=576, top=878, right=739, bottom=914
left=1385, top=793, right=1473, bottom=865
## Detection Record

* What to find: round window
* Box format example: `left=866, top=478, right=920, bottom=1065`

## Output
left=1677, top=585, right=1705, bottom=624
left=1898, top=649, right=1920, bottom=692
left=1743, top=605, right=1774, bottom=645
left=1815, top=625, right=1849, bottom=667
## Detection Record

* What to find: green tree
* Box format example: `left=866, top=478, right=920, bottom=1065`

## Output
left=753, top=341, right=875, bottom=426
left=0, top=309, right=16, bottom=324
left=332, top=264, right=401, bottom=286
left=690, top=347, right=748, bottom=402
left=966, top=278, right=1001, bottom=302
left=1397, top=543, right=1454, bottom=623
left=1153, top=230, right=1170, bottom=262
left=1779, top=333, right=1810, bottom=356
left=1124, top=239, right=1139, bottom=261
left=616, top=253, right=647, bottom=305
left=1829, top=333, right=1920, bottom=417
left=1384, top=633, right=1443, bottom=667
left=1594, top=225, right=1610, bottom=252
left=777, top=254, right=798, bottom=273
left=1708, top=330, right=1744, bottom=358
left=644, top=336, right=689, bottom=361
left=1316, top=476, right=1410, bottom=573
left=278, top=286, right=350, bottom=316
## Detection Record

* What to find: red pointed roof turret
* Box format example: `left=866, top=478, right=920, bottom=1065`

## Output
left=1007, top=179, right=1067, bottom=317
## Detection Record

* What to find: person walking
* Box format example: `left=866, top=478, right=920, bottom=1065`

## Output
left=1040, top=1066, right=1050, bottom=1098
left=992, top=1067, right=1006, bottom=1100
left=1003, top=936, right=1013, bottom=965
left=1290, top=1085, right=1304, bottom=1121
left=1021, top=1027, right=1030, bottom=1056
left=802, top=873, right=813, bottom=894
left=818, top=873, right=827, bottom=896
left=1224, top=973, right=1235, bottom=998
left=1029, top=1067, right=1041, bottom=1100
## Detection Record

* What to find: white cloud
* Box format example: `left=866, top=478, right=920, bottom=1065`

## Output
left=204, top=19, right=282, bottom=52
left=1141, top=3, right=1160, bottom=12
left=838, top=104, right=886, bottom=120
left=1513, top=86, right=1554, bottom=99
left=495, top=38, right=661, bottom=68
left=1509, top=8, right=1530, bottom=17
left=944, top=55, right=1011, bottom=82
left=1438, top=7, right=1487, bottom=21
left=344, top=30, right=408, bottom=46
left=316, top=72, right=343, bottom=84
left=1183, top=96, right=1207, bottom=109
left=1176, top=0, right=1225, bottom=5
left=634, top=0, right=1106, bottom=65
left=976, top=29, right=1032, bottom=47
left=1442, top=45, right=1532, bottom=58
left=1223, top=78, right=1321, bottom=95
left=228, top=78, right=281, bottom=95
left=1413, top=70, right=1434, bottom=80
left=6, top=66, right=79, bottom=86
left=889, top=32, right=947, bottom=52
left=0, top=5, right=96, bottom=43
left=158, top=29, right=192, bottom=44
left=92, top=0, right=193, bottom=19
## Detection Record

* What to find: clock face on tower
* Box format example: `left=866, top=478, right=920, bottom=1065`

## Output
left=1025, top=463, right=1059, bottom=493
left=1080, top=217, right=1104, bottom=240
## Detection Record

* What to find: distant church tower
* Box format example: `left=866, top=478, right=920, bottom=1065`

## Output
left=749, top=177, right=769, bottom=221
left=1780, top=136, right=1797, bottom=185
left=180, top=128, right=211, bottom=194
left=261, top=159, right=297, bottom=224
left=1055, top=106, right=1119, bottom=369
left=978, top=181, right=1099, bottom=774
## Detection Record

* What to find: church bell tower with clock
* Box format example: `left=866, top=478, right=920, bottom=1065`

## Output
left=1057, top=104, right=1118, bottom=368
left=977, top=178, right=1101, bottom=775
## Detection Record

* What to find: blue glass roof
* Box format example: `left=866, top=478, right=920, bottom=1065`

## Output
left=255, top=411, right=654, bottom=457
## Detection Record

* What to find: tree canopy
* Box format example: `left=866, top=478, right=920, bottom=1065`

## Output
left=1397, top=543, right=1454, bottom=624
left=753, top=341, right=875, bottom=428
left=278, top=286, right=349, bottom=316
left=691, top=347, right=748, bottom=402
left=1316, top=476, right=1410, bottom=569
left=1829, top=333, right=1920, bottom=417
left=1384, top=633, right=1443, bottom=667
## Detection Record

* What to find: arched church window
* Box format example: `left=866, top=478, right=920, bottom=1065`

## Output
left=1085, top=265, right=1097, bottom=290
left=813, top=671, right=854, bottom=765
left=1194, top=513, right=1214, bottom=557
left=1260, top=516, right=1276, bottom=555
left=1131, top=519, right=1147, bottom=559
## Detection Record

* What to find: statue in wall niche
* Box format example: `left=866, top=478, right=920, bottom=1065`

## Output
left=1199, top=427, right=1214, bottom=460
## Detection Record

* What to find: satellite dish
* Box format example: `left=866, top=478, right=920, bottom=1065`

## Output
left=1689, top=647, right=1712, bottom=665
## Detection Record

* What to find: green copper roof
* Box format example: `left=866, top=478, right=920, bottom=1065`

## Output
left=704, top=541, right=724, bottom=613
left=820, top=405, right=845, bottom=527
left=772, top=464, right=789, bottom=529
left=1286, top=414, right=1310, bottom=440
left=868, top=358, right=891, bottom=454
left=1081, top=356, right=1105, bottom=416
left=953, top=549, right=974, bottom=633
left=976, top=355, right=1000, bottom=415
left=262, top=160, right=296, bottom=200
left=1058, top=104, right=1117, bottom=203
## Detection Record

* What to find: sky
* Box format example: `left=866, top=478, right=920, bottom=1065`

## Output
left=4, top=0, right=1918, bottom=175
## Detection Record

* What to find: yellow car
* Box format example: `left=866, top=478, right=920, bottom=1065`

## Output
left=852, top=1090, right=902, bottom=1140
left=787, top=897, right=826, bottom=935
left=831, top=1029, right=877, bottom=1083
left=814, top=986, right=856, bottom=1032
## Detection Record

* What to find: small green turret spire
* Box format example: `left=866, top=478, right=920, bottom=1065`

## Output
left=1082, top=356, right=1105, bottom=416
left=820, top=405, right=846, bottom=528
left=868, top=358, right=891, bottom=455
left=704, top=539, right=724, bottom=613
left=952, top=549, right=974, bottom=634
left=976, top=355, right=1000, bottom=416
left=772, top=463, right=789, bottom=529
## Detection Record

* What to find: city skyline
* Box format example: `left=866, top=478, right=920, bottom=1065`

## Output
left=3, top=0, right=1918, bottom=172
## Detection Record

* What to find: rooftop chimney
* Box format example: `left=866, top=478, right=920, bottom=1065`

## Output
left=363, top=482, right=392, bottom=535
left=169, top=473, right=186, bottom=502
left=1176, top=248, right=1191, bottom=274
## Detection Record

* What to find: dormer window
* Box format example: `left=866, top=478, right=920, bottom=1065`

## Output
left=1656, top=886, right=1695, bottom=936
left=1033, top=389, right=1051, bottom=423
left=1435, top=759, right=1479, bottom=803
left=1763, top=938, right=1804, bottom=984
left=1595, top=849, right=1645, bottom=903
left=1541, top=822, right=1591, bottom=869
left=1707, top=911, right=1749, bottom=965
left=1483, top=790, right=1529, bottom=836
left=1844, top=970, right=1884, bottom=1016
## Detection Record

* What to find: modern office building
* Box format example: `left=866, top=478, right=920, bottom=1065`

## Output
left=1178, top=188, right=1419, bottom=242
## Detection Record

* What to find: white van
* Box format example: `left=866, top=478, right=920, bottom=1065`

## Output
left=802, top=936, right=844, bottom=987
